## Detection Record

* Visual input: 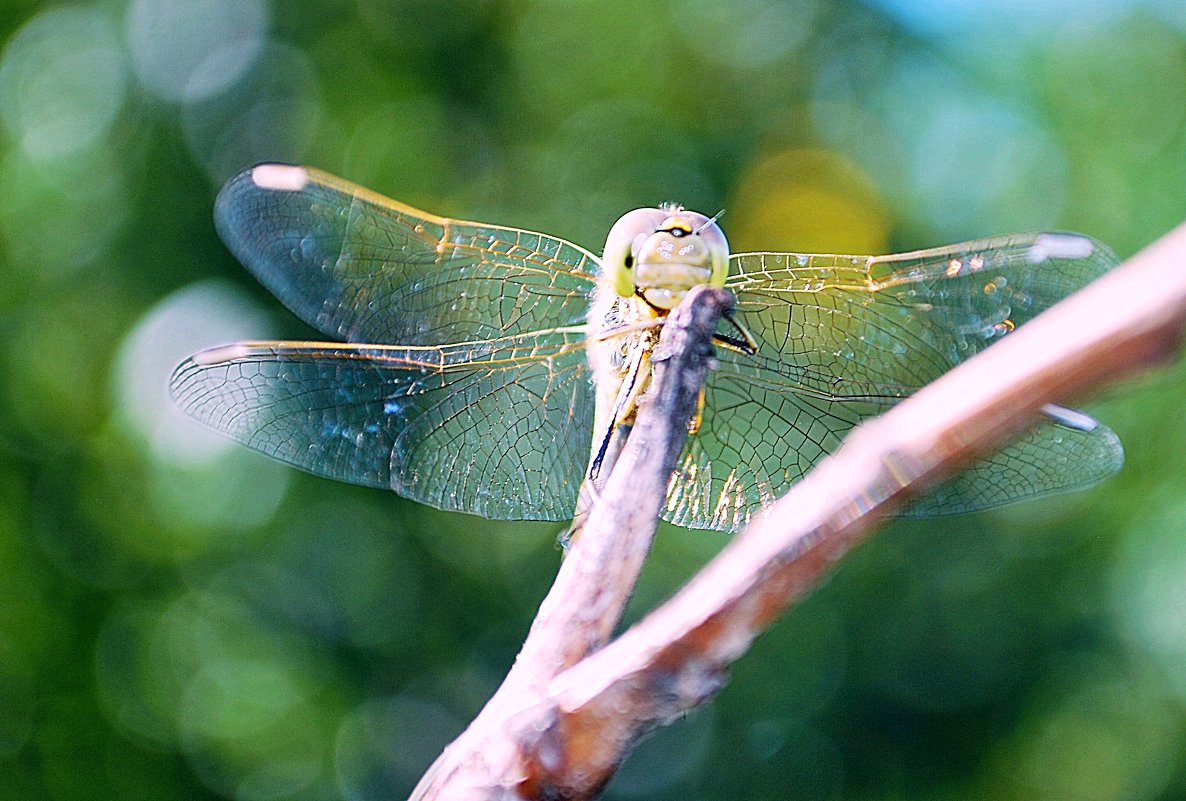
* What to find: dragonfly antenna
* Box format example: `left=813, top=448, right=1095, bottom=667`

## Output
left=696, top=208, right=725, bottom=234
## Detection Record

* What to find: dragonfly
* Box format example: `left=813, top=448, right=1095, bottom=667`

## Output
left=170, top=164, right=1124, bottom=532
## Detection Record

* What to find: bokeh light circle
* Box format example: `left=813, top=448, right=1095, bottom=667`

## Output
left=114, top=280, right=273, bottom=466
left=907, top=98, right=1067, bottom=237
left=671, top=0, right=818, bottom=69
left=182, top=43, right=322, bottom=183
left=110, top=280, right=290, bottom=545
left=335, top=694, right=467, bottom=799
left=0, top=145, right=131, bottom=282
left=0, top=6, right=128, bottom=161
left=727, top=147, right=887, bottom=253
left=1111, top=498, right=1186, bottom=699
left=125, top=0, right=267, bottom=103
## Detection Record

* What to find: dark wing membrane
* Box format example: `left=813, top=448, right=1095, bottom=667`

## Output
left=215, top=164, right=599, bottom=345
left=169, top=330, right=594, bottom=520
left=663, top=233, right=1122, bottom=531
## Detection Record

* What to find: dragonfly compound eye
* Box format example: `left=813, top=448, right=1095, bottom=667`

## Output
left=602, top=207, right=671, bottom=298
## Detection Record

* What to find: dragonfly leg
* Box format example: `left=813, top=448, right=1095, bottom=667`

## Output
left=566, top=423, right=630, bottom=549
left=587, top=420, right=617, bottom=480
left=592, top=317, right=665, bottom=344
left=561, top=480, right=599, bottom=549
left=687, top=385, right=706, bottom=434
left=713, top=310, right=758, bottom=355
left=613, top=350, right=652, bottom=428
left=588, top=346, right=652, bottom=479
left=570, top=329, right=656, bottom=548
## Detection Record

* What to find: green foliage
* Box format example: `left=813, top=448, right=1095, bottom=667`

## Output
left=2, top=0, right=1186, bottom=798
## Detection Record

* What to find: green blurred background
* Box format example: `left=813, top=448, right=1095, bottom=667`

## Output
left=3, top=0, right=1186, bottom=799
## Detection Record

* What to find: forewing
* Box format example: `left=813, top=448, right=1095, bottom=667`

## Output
left=169, top=330, right=593, bottom=520
left=663, top=233, right=1122, bottom=531
left=215, top=164, right=599, bottom=345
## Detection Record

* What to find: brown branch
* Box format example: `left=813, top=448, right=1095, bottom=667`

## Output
left=410, top=286, right=735, bottom=800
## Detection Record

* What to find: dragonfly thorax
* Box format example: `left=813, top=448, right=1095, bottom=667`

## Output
left=601, top=206, right=729, bottom=312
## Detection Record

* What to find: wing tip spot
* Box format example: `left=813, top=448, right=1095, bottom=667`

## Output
left=251, top=164, right=309, bottom=192
left=1027, top=233, right=1094, bottom=263
left=1040, top=403, right=1099, bottom=432
left=192, top=343, right=255, bottom=366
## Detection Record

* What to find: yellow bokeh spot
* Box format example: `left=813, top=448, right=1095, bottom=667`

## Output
left=727, top=148, right=889, bottom=255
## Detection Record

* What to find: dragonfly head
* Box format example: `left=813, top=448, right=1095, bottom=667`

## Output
left=601, top=205, right=729, bottom=311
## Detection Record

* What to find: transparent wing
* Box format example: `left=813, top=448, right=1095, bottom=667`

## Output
left=664, top=233, right=1123, bottom=531
left=169, top=330, right=593, bottom=520
left=900, top=422, right=1123, bottom=517
left=215, top=164, right=599, bottom=345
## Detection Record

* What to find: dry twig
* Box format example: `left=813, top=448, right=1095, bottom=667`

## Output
left=412, top=286, right=735, bottom=800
